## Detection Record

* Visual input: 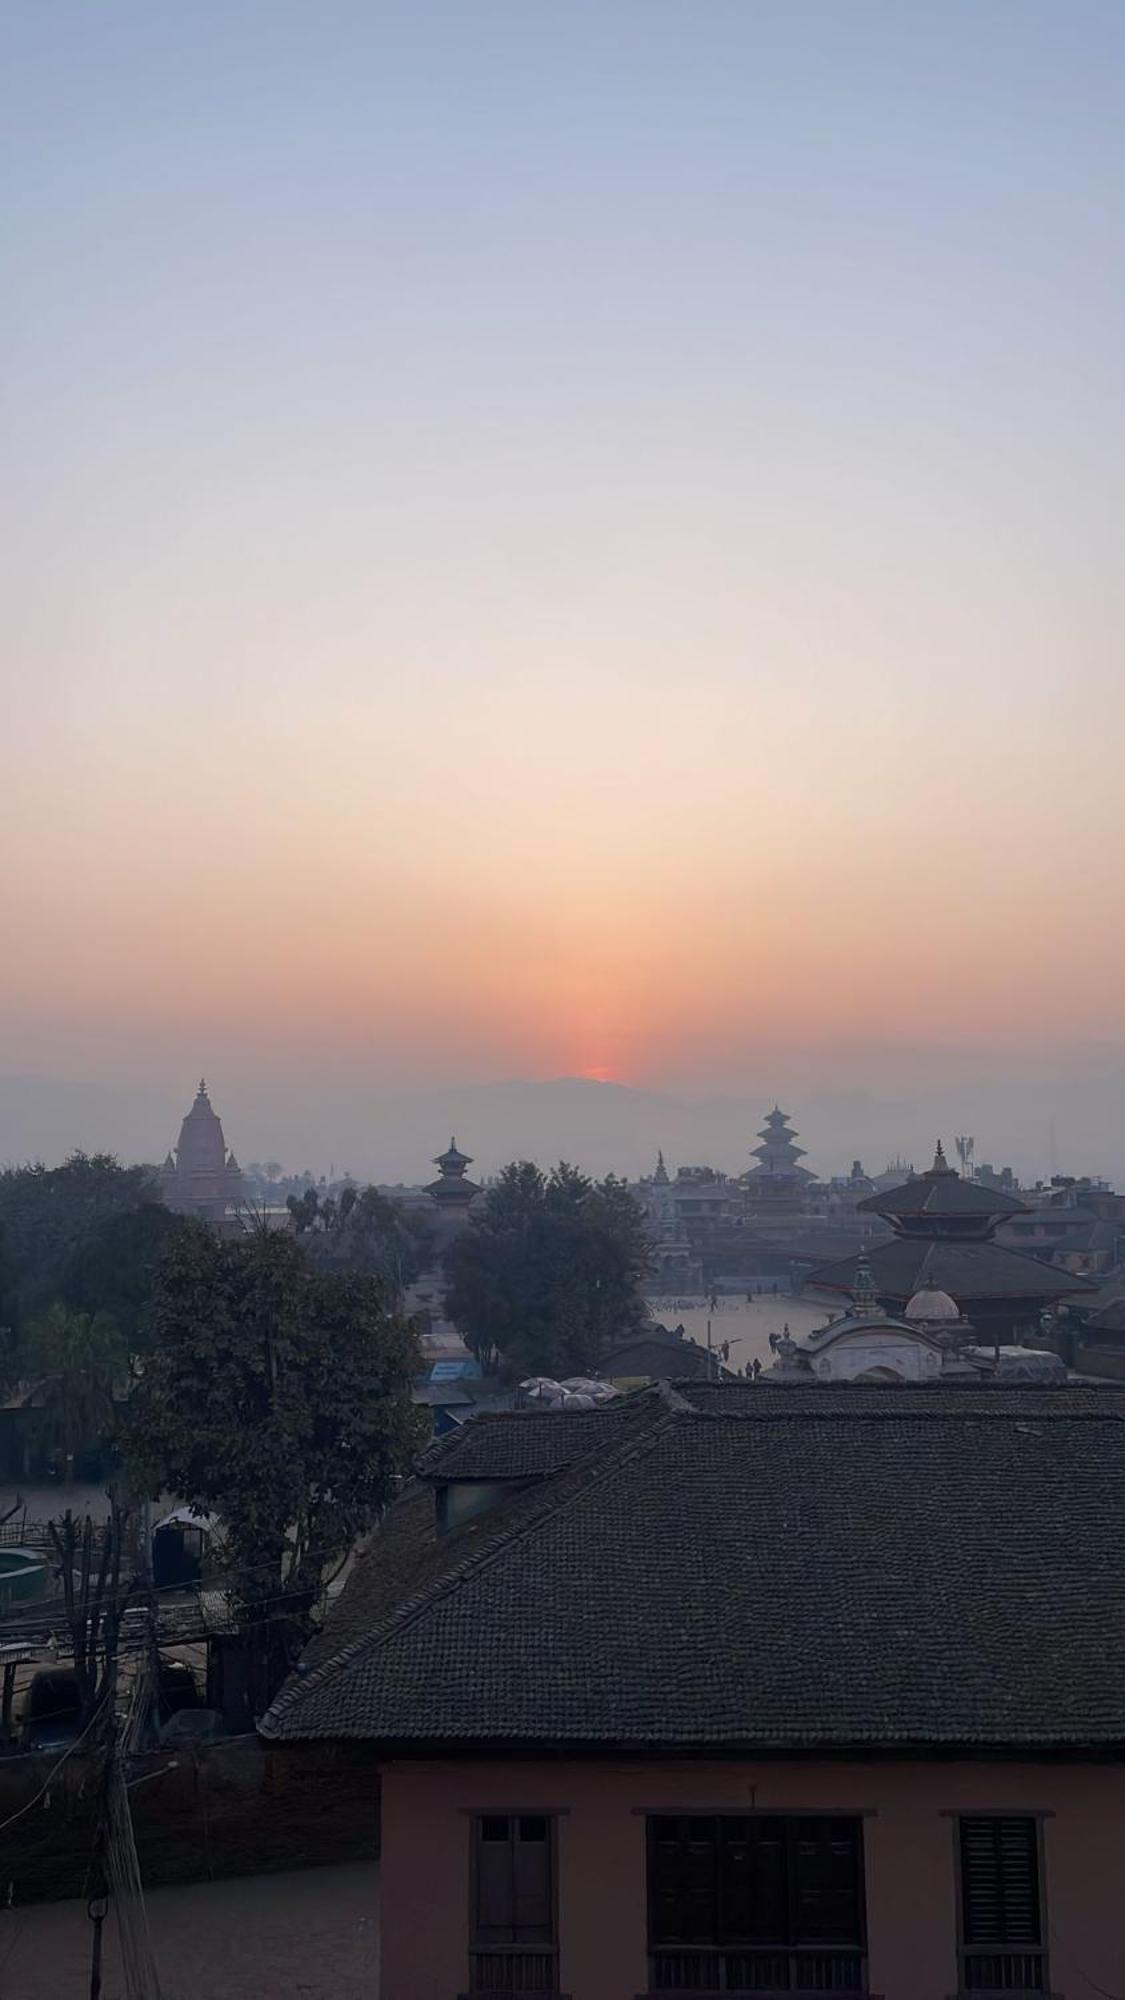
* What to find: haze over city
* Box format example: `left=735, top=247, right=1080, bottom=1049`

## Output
left=5, top=1, right=1125, bottom=1177
left=9, top=10, right=1125, bottom=1996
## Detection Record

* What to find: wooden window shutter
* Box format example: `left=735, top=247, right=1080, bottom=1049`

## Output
left=960, top=1816, right=1041, bottom=1947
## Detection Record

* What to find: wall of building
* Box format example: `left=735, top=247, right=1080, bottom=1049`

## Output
left=1073, top=1338, right=1125, bottom=1381
left=2, top=1736, right=380, bottom=1906
left=807, top=1330, right=942, bottom=1382
left=379, top=1755, right=1125, bottom=2000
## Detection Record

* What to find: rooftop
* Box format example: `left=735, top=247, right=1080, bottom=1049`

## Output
left=808, top=1234, right=1093, bottom=1304
left=859, top=1145, right=1026, bottom=1223
left=262, top=1379, right=1125, bottom=1753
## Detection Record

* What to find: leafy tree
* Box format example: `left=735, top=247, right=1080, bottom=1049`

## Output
left=62, top=1201, right=184, bottom=1354
left=122, top=1224, right=424, bottom=1605
left=22, top=1303, right=127, bottom=1483
left=444, top=1161, right=650, bottom=1378
left=0, top=1152, right=164, bottom=1351
left=287, top=1183, right=433, bottom=1299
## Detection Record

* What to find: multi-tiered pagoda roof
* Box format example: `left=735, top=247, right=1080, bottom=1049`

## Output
left=808, top=1142, right=1093, bottom=1337
left=745, top=1105, right=815, bottom=1184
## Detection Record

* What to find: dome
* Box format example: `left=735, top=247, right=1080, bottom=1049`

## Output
left=905, top=1285, right=961, bottom=1324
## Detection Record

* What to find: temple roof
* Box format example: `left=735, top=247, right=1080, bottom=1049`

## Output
left=808, top=1236, right=1093, bottom=1306
left=859, top=1143, right=1026, bottom=1223
left=426, top=1135, right=481, bottom=1205
left=746, top=1104, right=814, bottom=1181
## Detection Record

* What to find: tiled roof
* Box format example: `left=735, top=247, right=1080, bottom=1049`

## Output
left=261, top=1381, right=1125, bottom=1751
left=675, top=1379, right=1123, bottom=1417
left=601, top=1333, right=723, bottom=1380
left=414, top=1397, right=642, bottom=1480
left=1083, top=1298, right=1125, bottom=1336
left=860, top=1170, right=1026, bottom=1220
left=808, top=1236, right=1093, bottom=1303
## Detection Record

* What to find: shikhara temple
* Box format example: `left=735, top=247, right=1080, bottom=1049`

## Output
left=159, top=1079, right=246, bottom=1220
left=807, top=1140, right=1094, bottom=1340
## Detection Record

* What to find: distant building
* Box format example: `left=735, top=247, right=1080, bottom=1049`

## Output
left=636, top=1154, right=702, bottom=1291
left=996, top=1180, right=1125, bottom=1277
left=425, top=1138, right=481, bottom=1216
left=159, top=1080, right=245, bottom=1220
left=601, top=1322, right=724, bottom=1385
left=772, top=1258, right=973, bottom=1383
left=743, top=1105, right=815, bottom=1189
left=1053, top=1284, right=1125, bottom=1381
left=808, top=1141, right=1094, bottom=1340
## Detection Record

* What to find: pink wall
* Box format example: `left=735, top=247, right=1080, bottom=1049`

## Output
left=379, top=1755, right=1125, bottom=2000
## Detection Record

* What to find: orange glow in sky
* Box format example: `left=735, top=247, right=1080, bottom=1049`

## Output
left=4, top=3, right=1125, bottom=1142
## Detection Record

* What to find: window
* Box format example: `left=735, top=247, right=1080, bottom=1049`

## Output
left=958, top=1817, right=1046, bottom=1993
left=469, top=1814, right=557, bottom=1996
left=647, top=1814, right=866, bottom=1992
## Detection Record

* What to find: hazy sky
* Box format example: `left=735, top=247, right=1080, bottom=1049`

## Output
left=4, top=3, right=1125, bottom=1166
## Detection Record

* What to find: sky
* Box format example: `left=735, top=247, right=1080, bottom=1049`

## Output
left=3, top=3, right=1125, bottom=1176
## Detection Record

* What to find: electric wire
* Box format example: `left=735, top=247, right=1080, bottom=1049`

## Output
left=0, top=1695, right=109, bottom=1837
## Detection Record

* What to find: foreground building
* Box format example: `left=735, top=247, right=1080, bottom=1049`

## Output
left=262, top=1380, right=1125, bottom=2000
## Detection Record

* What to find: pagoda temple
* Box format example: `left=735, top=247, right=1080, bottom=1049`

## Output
left=807, top=1141, right=1094, bottom=1341
left=745, top=1106, right=815, bottom=1186
left=159, top=1079, right=246, bottom=1220
left=425, top=1139, right=482, bottom=1214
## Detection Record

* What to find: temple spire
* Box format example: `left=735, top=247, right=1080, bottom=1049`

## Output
left=851, top=1252, right=883, bottom=1317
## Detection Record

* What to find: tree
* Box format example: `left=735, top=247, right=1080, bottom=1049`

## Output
left=121, top=1224, right=424, bottom=1607
left=287, top=1183, right=433, bottom=1300
left=61, top=1201, right=184, bottom=1355
left=443, top=1161, right=650, bottom=1378
left=0, top=1152, right=165, bottom=1358
left=23, top=1304, right=127, bottom=1483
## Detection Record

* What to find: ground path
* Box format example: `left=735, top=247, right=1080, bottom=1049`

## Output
left=645, top=1291, right=833, bottom=1371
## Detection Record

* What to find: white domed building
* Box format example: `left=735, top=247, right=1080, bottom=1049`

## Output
left=904, top=1284, right=968, bottom=1336
left=772, top=1259, right=982, bottom=1383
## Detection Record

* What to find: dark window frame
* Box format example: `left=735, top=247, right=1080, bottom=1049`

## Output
left=645, top=1811, right=867, bottom=1994
left=467, top=1811, right=560, bottom=1998
left=954, top=1814, right=1050, bottom=1996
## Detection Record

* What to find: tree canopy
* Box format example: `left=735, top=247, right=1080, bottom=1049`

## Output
left=61, top=1200, right=183, bottom=1354
left=0, top=1152, right=174, bottom=1375
left=21, top=1304, right=127, bottom=1482
left=122, top=1224, right=424, bottom=1601
left=286, top=1183, right=433, bottom=1299
left=443, top=1161, right=650, bottom=1378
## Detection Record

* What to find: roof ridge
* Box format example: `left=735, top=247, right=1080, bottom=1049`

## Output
left=260, top=1396, right=679, bottom=1736
left=686, top=1406, right=1125, bottom=1422
left=412, top=1385, right=661, bottom=1478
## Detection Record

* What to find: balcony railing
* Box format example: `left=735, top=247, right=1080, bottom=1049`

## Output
left=961, top=1949, right=1047, bottom=1992
left=650, top=1947, right=866, bottom=1993
left=466, top=1946, right=559, bottom=1996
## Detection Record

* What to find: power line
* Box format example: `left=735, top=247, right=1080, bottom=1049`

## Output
left=0, top=1696, right=109, bottom=1837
